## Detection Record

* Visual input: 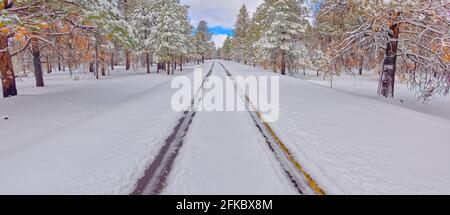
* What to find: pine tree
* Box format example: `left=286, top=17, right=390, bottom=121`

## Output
left=232, top=4, right=251, bottom=64
left=178, top=5, right=194, bottom=71
left=130, top=0, right=156, bottom=74
left=221, top=36, right=232, bottom=60
left=245, top=3, right=270, bottom=67
left=194, top=20, right=212, bottom=63
left=256, top=0, right=309, bottom=75
left=148, top=0, right=190, bottom=75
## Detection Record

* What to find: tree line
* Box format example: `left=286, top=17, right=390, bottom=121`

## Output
left=219, top=0, right=449, bottom=100
left=0, top=0, right=216, bottom=98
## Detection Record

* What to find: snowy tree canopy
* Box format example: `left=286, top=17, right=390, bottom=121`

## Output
left=255, top=0, right=310, bottom=74
left=331, top=0, right=449, bottom=99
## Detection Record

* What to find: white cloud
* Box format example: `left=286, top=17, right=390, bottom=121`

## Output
left=181, top=0, right=263, bottom=29
left=211, top=34, right=228, bottom=48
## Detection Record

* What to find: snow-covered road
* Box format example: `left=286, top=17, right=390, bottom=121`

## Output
left=1, top=60, right=450, bottom=195
left=163, top=63, right=298, bottom=195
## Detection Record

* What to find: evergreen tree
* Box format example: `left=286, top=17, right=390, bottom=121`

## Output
left=221, top=36, right=232, bottom=60
left=194, top=20, right=212, bottom=63
left=148, top=0, right=191, bottom=74
left=256, top=0, right=309, bottom=75
left=130, top=0, right=155, bottom=73
left=232, top=4, right=251, bottom=63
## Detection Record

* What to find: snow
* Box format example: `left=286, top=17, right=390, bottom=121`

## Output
left=163, top=64, right=297, bottom=195
left=2, top=59, right=450, bottom=195
left=0, top=63, right=212, bottom=194
left=220, top=60, right=450, bottom=194
left=303, top=72, right=450, bottom=121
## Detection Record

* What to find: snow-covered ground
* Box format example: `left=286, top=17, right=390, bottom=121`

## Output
left=0, top=63, right=212, bottom=194
left=1, top=60, right=449, bottom=195
left=298, top=70, right=450, bottom=121
left=163, top=64, right=297, bottom=195
left=221, top=60, right=450, bottom=194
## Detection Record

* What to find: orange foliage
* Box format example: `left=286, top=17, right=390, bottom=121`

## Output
left=105, top=34, right=113, bottom=42
left=38, top=22, right=50, bottom=30
left=444, top=47, right=450, bottom=63
left=0, top=27, right=8, bottom=35
left=14, top=27, right=27, bottom=41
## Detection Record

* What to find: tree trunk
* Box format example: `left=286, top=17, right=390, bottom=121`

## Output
left=58, top=55, right=62, bottom=71
left=95, top=41, right=99, bottom=79
left=331, top=63, right=336, bottom=88
left=173, top=61, right=176, bottom=74
left=379, top=14, right=400, bottom=98
left=111, top=52, right=115, bottom=70
left=0, top=35, right=18, bottom=98
left=89, top=62, right=94, bottom=73
left=180, top=55, right=183, bottom=71
left=359, top=57, right=363, bottom=76
left=281, top=51, right=286, bottom=75
left=21, top=54, right=26, bottom=75
left=101, top=65, right=106, bottom=76
left=101, top=52, right=106, bottom=76
left=68, top=60, right=73, bottom=76
left=171, top=61, right=174, bottom=75
left=31, top=38, right=44, bottom=87
left=125, top=50, right=131, bottom=71
left=46, top=55, right=52, bottom=74
left=146, top=53, right=150, bottom=74
left=101, top=62, right=106, bottom=76
left=167, top=61, right=170, bottom=75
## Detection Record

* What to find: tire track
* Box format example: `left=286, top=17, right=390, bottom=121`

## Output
left=131, top=62, right=215, bottom=195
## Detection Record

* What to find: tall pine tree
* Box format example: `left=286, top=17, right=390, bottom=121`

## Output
left=256, top=0, right=309, bottom=75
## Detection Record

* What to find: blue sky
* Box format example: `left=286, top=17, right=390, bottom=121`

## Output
left=181, top=0, right=316, bottom=48
left=208, top=27, right=233, bottom=48
left=181, top=0, right=263, bottom=47
left=208, top=26, right=234, bottom=37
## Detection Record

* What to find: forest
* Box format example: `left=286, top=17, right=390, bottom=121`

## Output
left=1, top=0, right=216, bottom=98
left=1, top=0, right=449, bottom=101
left=219, top=0, right=449, bottom=100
